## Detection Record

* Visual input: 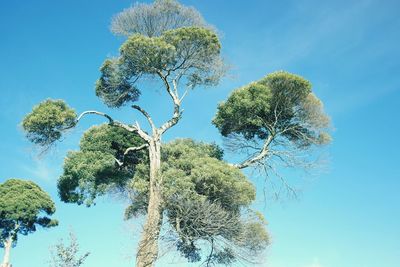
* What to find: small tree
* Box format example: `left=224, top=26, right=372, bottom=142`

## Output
left=213, top=71, right=331, bottom=196
left=0, top=179, right=58, bottom=267
left=21, top=1, right=331, bottom=266
left=49, top=231, right=89, bottom=267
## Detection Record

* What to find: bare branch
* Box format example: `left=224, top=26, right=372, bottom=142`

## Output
left=114, top=157, right=124, bottom=167
left=113, top=144, right=149, bottom=168
left=133, top=121, right=152, bottom=142
left=179, top=89, right=189, bottom=103
left=72, top=110, right=151, bottom=143
left=234, top=135, right=274, bottom=169
left=157, top=71, right=179, bottom=103
left=157, top=72, right=183, bottom=135
left=124, top=144, right=149, bottom=156
left=75, top=110, right=114, bottom=124
left=132, top=105, right=156, bottom=133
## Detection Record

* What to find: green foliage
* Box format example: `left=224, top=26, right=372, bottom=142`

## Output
left=126, top=139, right=253, bottom=218
left=162, top=27, right=223, bottom=87
left=164, top=156, right=255, bottom=210
left=213, top=71, right=331, bottom=148
left=96, top=27, right=223, bottom=107
left=58, top=124, right=146, bottom=206
left=111, top=0, right=210, bottom=37
left=162, top=138, right=224, bottom=161
left=95, top=59, right=141, bottom=108
left=123, top=139, right=268, bottom=263
left=119, top=34, right=176, bottom=74
left=0, top=179, right=58, bottom=246
left=22, top=99, right=77, bottom=146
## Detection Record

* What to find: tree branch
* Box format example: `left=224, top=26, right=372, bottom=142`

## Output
left=132, top=105, right=156, bottom=134
left=76, top=110, right=114, bottom=124
left=234, top=135, right=274, bottom=169
left=72, top=110, right=151, bottom=143
left=114, top=157, right=124, bottom=167
left=124, top=144, right=149, bottom=156
left=157, top=72, right=183, bottom=135
left=113, top=144, right=149, bottom=167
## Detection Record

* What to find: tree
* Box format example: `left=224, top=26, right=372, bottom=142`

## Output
left=49, top=231, right=90, bottom=267
left=0, top=179, right=58, bottom=267
left=21, top=1, right=331, bottom=266
left=110, top=0, right=212, bottom=37
left=213, top=71, right=331, bottom=195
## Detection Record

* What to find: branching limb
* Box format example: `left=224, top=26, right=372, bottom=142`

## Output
left=75, top=110, right=114, bottom=124
left=124, top=144, right=149, bottom=156
left=157, top=71, right=180, bottom=104
left=114, top=144, right=149, bottom=167
left=114, top=157, right=124, bottom=167
left=73, top=110, right=152, bottom=143
left=204, top=238, right=214, bottom=267
left=132, top=121, right=151, bottom=142
left=157, top=72, right=184, bottom=135
left=234, top=135, right=274, bottom=169
left=132, top=105, right=157, bottom=134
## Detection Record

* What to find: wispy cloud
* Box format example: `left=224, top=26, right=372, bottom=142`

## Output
left=21, top=158, right=57, bottom=182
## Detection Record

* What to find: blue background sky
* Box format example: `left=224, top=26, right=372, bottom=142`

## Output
left=1, top=0, right=399, bottom=266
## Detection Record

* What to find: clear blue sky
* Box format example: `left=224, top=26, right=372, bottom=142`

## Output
left=1, top=0, right=399, bottom=266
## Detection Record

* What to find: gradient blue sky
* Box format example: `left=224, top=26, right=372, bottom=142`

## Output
left=1, top=0, right=399, bottom=266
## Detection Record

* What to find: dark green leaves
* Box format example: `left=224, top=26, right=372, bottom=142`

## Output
left=0, top=179, right=57, bottom=245
left=58, top=124, right=147, bottom=206
left=22, top=99, right=77, bottom=147
left=124, top=139, right=266, bottom=263
left=162, top=139, right=255, bottom=212
left=125, top=139, right=254, bottom=219
left=58, top=151, right=124, bottom=206
left=213, top=81, right=273, bottom=139
left=96, top=27, right=223, bottom=107
left=95, top=59, right=141, bottom=108
left=213, top=71, right=331, bottom=148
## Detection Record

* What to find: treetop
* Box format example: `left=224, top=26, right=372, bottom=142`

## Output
left=213, top=71, right=331, bottom=148
left=111, top=0, right=211, bottom=37
left=96, top=26, right=224, bottom=108
left=0, top=179, right=58, bottom=245
left=22, top=99, right=77, bottom=147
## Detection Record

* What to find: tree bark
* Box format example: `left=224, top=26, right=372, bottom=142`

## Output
left=1, top=238, right=12, bottom=267
left=136, top=139, right=163, bottom=267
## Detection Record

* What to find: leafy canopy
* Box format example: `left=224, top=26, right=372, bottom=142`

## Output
left=96, top=27, right=223, bottom=108
left=125, top=139, right=269, bottom=263
left=58, top=124, right=146, bottom=206
left=22, top=99, right=77, bottom=147
left=57, top=133, right=269, bottom=264
left=0, top=179, right=58, bottom=246
left=213, top=71, right=331, bottom=148
left=126, top=139, right=254, bottom=216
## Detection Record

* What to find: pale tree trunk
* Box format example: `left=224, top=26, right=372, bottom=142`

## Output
left=134, top=73, right=181, bottom=266
left=136, top=139, right=163, bottom=267
left=1, top=238, right=12, bottom=267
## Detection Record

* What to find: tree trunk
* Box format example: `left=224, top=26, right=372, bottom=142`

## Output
left=136, top=139, right=163, bottom=267
left=1, top=238, right=12, bottom=267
